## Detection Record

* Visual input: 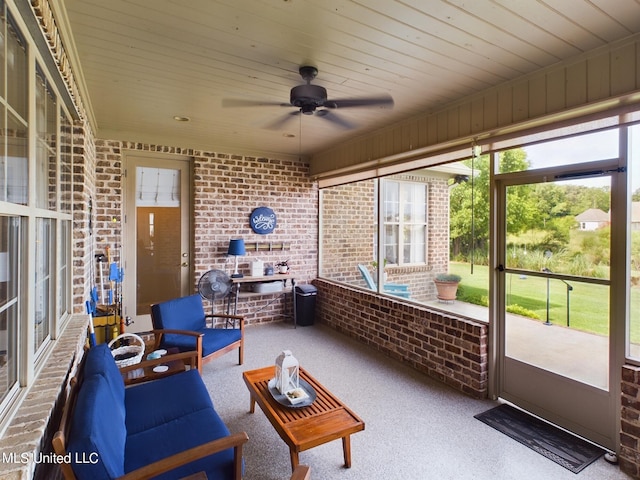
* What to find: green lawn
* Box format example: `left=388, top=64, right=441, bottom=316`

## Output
left=449, top=262, right=640, bottom=342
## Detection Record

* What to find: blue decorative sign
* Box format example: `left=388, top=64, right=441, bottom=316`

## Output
left=250, top=207, right=277, bottom=234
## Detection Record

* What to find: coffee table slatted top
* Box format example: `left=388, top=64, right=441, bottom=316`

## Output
left=243, top=366, right=365, bottom=469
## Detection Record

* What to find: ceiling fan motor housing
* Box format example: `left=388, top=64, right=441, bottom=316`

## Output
left=290, top=84, right=328, bottom=113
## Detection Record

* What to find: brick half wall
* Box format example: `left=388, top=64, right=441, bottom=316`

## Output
left=313, top=279, right=488, bottom=398
left=620, top=365, right=640, bottom=477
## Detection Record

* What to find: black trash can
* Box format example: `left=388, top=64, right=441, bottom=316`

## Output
left=295, top=284, right=317, bottom=326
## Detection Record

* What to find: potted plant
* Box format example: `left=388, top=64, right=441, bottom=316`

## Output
left=276, top=260, right=289, bottom=274
left=434, top=273, right=461, bottom=302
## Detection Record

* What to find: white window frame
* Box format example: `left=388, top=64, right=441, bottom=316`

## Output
left=379, top=179, right=428, bottom=266
left=0, top=2, right=74, bottom=425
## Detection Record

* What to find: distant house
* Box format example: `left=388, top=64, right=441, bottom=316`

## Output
left=633, top=202, right=640, bottom=232
left=576, top=208, right=610, bottom=231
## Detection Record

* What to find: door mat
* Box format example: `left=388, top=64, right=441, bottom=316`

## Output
left=474, top=404, right=605, bottom=474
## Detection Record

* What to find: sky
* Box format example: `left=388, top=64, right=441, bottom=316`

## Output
left=522, top=126, right=640, bottom=191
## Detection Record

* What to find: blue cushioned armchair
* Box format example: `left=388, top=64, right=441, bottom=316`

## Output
left=151, top=294, right=244, bottom=372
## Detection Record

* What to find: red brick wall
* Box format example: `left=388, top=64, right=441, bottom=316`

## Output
left=314, top=278, right=488, bottom=398
left=320, top=180, right=375, bottom=284
left=71, top=122, right=97, bottom=314
left=93, top=142, right=318, bottom=325
left=620, top=365, right=640, bottom=476
left=320, top=172, right=453, bottom=302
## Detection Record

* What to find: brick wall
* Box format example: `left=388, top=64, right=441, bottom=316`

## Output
left=71, top=122, right=97, bottom=315
left=620, top=365, right=640, bottom=476
left=93, top=142, right=318, bottom=325
left=320, top=172, right=452, bottom=302
left=314, top=278, right=488, bottom=398
left=320, top=180, right=375, bottom=284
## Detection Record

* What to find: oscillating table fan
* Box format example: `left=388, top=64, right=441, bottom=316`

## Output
left=197, top=269, right=232, bottom=315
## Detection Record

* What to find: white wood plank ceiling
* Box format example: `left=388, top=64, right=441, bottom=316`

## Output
left=58, top=0, right=640, bottom=159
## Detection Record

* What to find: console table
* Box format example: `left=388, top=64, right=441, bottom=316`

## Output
left=228, top=275, right=298, bottom=326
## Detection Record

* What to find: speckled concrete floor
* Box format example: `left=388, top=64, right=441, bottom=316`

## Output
left=201, top=322, right=630, bottom=480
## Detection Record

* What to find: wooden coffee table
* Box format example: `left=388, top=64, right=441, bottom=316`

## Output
left=243, top=366, right=364, bottom=471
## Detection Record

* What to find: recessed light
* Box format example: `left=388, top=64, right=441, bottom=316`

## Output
left=173, top=116, right=190, bottom=122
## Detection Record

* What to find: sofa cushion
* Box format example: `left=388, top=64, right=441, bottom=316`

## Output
left=152, top=294, right=205, bottom=332
left=161, top=328, right=241, bottom=356
left=83, top=343, right=125, bottom=417
left=125, top=369, right=214, bottom=434
left=68, top=374, right=126, bottom=480
left=201, top=328, right=242, bottom=356
left=125, top=407, right=235, bottom=480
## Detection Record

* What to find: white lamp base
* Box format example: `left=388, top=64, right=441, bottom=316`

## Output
left=231, top=256, right=243, bottom=278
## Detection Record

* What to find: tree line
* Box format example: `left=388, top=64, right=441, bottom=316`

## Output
left=449, top=149, right=614, bottom=265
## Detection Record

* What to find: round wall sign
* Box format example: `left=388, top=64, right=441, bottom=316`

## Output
left=250, top=207, right=277, bottom=234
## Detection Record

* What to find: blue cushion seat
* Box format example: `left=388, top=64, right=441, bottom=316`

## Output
left=68, top=374, right=126, bottom=480
left=125, top=369, right=214, bottom=434
left=125, top=408, right=235, bottom=480
left=162, top=328, right=242, bottom=357
left=82, top=343, right=126, bottom=416
left=65, top=343, right=243, bottom=479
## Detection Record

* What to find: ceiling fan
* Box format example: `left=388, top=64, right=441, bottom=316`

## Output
left=222, top=66, right=394, bottom=130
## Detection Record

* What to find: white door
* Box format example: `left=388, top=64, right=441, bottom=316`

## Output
left=122, top=154, right=192, bottom=332
left=496, top=158, right=620, bottom=450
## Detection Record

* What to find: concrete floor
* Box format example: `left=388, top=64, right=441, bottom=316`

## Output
left=425, top=299, right=610, bottom=389
left=202, top=322, right=632, bottom=480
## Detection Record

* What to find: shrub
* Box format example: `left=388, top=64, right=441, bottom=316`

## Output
left=435, top=273, right=462, bottom=282
left=506, top=304, right=541, bottom=320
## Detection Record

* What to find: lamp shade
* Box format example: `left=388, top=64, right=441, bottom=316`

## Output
left=228, top=238, right=246, bottom=256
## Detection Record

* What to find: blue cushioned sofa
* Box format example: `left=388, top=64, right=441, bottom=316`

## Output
left=53, top=343, right=248, bottom=480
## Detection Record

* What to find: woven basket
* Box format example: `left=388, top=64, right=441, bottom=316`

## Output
left=108, top=333, right=145, bottom=368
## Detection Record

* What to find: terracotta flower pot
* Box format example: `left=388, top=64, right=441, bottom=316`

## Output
left=434, top=279, right=459, bottom=302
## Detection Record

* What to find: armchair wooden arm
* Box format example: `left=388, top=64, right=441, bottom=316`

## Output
left=205, top=313, right=245, bottom=329
left=152, top=328, right=204, bottom=345
left=152, top=329, right=204, bottom=372
left=119, top=350, right=199, bottom=384
left=118, top=432, right=249, bottom=480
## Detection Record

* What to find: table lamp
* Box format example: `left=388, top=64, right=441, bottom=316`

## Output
left=228, top=239, right=246, bottom=278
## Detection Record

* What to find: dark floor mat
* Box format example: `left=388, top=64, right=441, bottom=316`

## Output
left=474, top=404, right=605, bottom=474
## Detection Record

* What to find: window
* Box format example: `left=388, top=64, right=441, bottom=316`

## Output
left=57, top=220, right=70, bottom=321
left=0, top=2, right=74, bottom=423
left=0, top=10, right=28, bottom=205
left=381, top=180, right=427, bottom=265
left=34, top=218, right=52, bottom=353
left=628, top=124, right=640, bottom=361
left=0, top=216, right=21, bottom=405
left=35, top=67, right=57, bottom=210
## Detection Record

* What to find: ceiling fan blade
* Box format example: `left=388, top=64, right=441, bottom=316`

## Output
left=222, top=98, right=289, bottom=108
left=326, top=94, right=394, bottom=109
left=316, top=110, right=355, bottom=130
left=264, top=111, right=300, bottom=130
